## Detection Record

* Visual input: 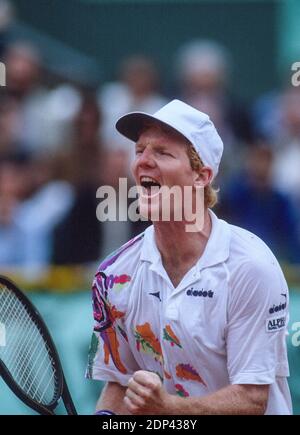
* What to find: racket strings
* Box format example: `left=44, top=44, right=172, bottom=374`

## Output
left=0, top=284, right=60, bottom=406
left=0, top=286, right=59, bottom=404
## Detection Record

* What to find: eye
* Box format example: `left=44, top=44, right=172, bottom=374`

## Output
left=161, top=151, right=173, bottom=157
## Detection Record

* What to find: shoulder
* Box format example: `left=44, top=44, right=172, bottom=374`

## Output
left=228, top=223, right=280, bottom=270
left=97, top=231, right=145, bottom=273
left=92, top=230, right=146, bottom=300
left=226, top=223, right=288, bottom=300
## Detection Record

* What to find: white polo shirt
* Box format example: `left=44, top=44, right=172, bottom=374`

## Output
left=86, top=211, right=292, bottom=415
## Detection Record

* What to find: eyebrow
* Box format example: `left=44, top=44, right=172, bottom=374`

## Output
left=135, top=142, right=169, bottom=151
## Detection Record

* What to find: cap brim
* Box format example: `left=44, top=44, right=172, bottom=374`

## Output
left=116, top=112, right=173, bottom=142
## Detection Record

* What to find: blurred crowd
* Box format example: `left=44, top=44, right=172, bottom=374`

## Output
left=1, top=3, right=300, bottom=275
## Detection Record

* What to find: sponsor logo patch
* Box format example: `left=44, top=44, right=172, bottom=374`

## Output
left=266, top=316, right=286, bottom=333
left=149, top=291, right=162, bottom=302
left=268, top=293, right=287, bottom=314
left=186, top=288, right=214, bottom=298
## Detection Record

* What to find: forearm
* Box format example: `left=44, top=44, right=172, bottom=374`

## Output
left=166, top=384, right=269, bottom=415
left=97, top=382, right=131, bottom=415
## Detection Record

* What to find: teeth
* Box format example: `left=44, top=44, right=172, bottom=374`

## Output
left=140, top=176, right=159, bottom=184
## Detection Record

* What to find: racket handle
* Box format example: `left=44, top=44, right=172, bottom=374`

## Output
left=94, top=409, right=116, bottom=415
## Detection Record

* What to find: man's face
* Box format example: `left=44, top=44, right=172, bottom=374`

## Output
left=131, top=125, right=201, bottom=222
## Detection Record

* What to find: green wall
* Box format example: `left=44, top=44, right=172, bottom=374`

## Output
left=11, top=0, right=279, bottom=100
left=278, top=0, right=300, bottom=77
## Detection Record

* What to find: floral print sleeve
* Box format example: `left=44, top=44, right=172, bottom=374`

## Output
left=86, top=271, right=140, bottom=386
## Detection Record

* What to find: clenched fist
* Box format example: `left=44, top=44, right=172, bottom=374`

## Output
left=124, top=370, right=173, bottom=415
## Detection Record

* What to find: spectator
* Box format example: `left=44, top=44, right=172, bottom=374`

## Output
left=99, top=55, right=167, bottom=165
left=0, top=94, right=21, bottom=156
left=2, top=41, right=49, bottom=154
left=175, top=39, right=254, bottom=143
left=52, top=95, right=105, bottom=265
left=271, top=86, right=300, bottom=208
left=218, top=142, right=300, bottom=263
left=0, top=0, right=14, bottom=57
left=174, top=39, right=254, bottom=182
left=0, top=152, right=74, bottom=272
left=0, top=152, right=31, bottom=265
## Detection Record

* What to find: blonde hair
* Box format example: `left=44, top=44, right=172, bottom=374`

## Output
left=186, top=143, right=219, bottom=208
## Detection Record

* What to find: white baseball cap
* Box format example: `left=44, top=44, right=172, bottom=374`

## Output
left=116, top=99, right=224, bottom=178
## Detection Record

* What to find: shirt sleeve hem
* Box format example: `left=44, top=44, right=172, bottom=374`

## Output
left=230, top=369, right=276, bottom=385
left=230, top=361, right=290, bottom=384
left=85, top=365, right=133, bottom=386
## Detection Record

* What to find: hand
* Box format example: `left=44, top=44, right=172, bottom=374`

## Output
left=124, top=370, right=172, bottom=415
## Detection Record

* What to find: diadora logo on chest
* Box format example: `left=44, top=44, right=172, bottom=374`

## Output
left=186, top=287, right=214, bottom=298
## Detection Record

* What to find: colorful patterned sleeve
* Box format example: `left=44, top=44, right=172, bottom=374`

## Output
left=86, top=271, right=139, bottom=386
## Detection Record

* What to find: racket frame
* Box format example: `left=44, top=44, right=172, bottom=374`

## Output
left=0, top=275, right=77, bottom=415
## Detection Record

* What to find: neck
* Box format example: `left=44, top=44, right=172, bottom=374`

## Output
left=153, top=209, right=212, bottom=267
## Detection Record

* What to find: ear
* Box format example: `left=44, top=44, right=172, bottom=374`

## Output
left=193, top=166, right=214, bottom=188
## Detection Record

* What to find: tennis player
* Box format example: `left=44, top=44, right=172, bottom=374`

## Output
left=86, top=100, right=292, bottom=415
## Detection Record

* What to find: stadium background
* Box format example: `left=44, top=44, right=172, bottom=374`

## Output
left=0, top=0, right=300, bottom=414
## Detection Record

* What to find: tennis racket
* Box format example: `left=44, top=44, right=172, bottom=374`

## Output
left=0, top=275, right=77, bottom=415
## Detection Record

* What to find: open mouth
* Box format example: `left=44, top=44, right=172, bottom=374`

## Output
left=140, top=176, right=161, bottom=197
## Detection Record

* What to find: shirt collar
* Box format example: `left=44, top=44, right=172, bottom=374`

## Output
left=140, top=209, right=230, bottom=270
left=140, top=224, right=161, bottom=265
left=196, top=209, right=230, bottom=270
